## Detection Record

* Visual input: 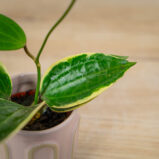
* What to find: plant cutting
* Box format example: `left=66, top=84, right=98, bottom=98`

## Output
left=0, top=0, right=136, bottom=158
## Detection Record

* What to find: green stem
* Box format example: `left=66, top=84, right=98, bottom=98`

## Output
left=24, top=46, right=36, bottom=62
left=23, top=46, right=41, bottom=105
left=25, top=0, right=76, bottom=105
left=34, top=62, right=41, bottom=105
left=36, top=0, right=76, bottom=62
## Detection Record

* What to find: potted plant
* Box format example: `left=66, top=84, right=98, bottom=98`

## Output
left=0, top=0, right=136, bottom=159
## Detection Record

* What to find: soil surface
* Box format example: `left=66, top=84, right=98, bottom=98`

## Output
left=11, top=90, right=71, bottom=131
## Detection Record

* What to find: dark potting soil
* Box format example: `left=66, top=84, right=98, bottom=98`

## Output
left=11, top=90, right=71, bottom=131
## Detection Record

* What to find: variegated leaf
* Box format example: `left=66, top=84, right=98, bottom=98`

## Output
left=41, top=53, right=136, bottom=111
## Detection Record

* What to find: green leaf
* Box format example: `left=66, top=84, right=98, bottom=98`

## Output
left=0, top=14, right=26, bottom=50
left=0, top=99, right=45, bottom=142
left=0, top=62, right=12, bottom=99
left=51, top=104, right=81, bottom=113
left=41, top=53, right=136, bottom=111
left=50, top=98, right=93, bottom=113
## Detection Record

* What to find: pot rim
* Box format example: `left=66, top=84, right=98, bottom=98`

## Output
left=12, top=73, right=77, bottom=136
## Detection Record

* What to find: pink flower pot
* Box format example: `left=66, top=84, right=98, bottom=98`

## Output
left=0, top=73, right=80, bottom=159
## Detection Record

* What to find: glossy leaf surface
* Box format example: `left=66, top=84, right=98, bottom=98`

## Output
left=0, top=99, right=44, bottom=142
left=0, top=62, right=12, bottom=99
left=0, top=14, right=26, bottom=50
left=41, top=53, right=136, bottom=111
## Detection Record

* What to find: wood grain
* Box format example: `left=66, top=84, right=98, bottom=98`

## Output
left=1, top=0, right=159, bottom=158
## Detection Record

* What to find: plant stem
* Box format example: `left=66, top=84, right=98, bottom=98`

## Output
left=34, top=62, right=41, bottom=105
left=23, top=45, right=41, bottom=105
left=25, top=0, right=76, bottom=105
left=36, top=0, right=76, bottom=62
left=24, top=46, right=36, bottom=62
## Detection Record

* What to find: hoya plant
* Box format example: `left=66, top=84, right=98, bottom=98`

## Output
left=0, top=0, right=136, bottom=143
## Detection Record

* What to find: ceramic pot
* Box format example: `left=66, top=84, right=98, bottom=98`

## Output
left=0, top=73, right=80, bottom=159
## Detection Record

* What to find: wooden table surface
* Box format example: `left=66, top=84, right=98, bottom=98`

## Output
left=1, top=0, right=159, bottom=158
